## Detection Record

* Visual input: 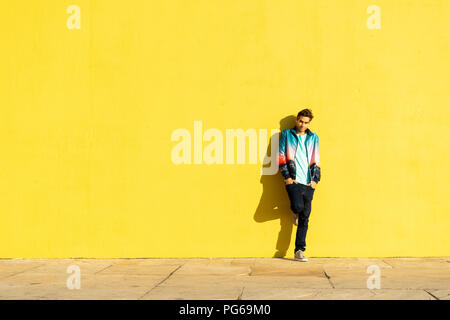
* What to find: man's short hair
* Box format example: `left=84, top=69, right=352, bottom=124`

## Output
left=297, top=109, right=314, bottom=121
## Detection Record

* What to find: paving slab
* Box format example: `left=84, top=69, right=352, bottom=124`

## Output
left=230, top=258, right=256, bottom=265
left=377, top=269, right=450, bottom=290
left=241, top=287, right=321, bottom=300
left=250, top=261, right=324, bottom=277
left=240, top=288, right=434, bottom=300
left=382, top=258, right=449, bottom=269
left=141, top=283, right=243, bottom=300
left=316, top=265, right=450, bottom=290
left=242, top=275, right=332, bottom=289
left=0, top=274, right=165, bottom=300
left=96, top=262, right=181, bottom=276
left=141, top=274, right=246, bottom=300
left=0, top=260, right=44, bottom=279
left=20, top=260, right=112, bottom=275
left=322, top=259, right=393, bottom=271
left=175, top=261, right=251, bottom=276
left=160, top=274, right=248, bottom=287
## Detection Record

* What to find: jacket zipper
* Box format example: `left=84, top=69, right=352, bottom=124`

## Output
left=293, top=131, right=299, bottom=181
left=304, top=134, right=312, bottom=184
left=292, top=129, right=312, bottom=184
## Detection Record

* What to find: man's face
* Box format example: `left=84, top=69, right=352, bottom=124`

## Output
left=296, top=116, right=311, bottom=132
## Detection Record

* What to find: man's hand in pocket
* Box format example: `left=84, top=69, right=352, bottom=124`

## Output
left=285, top=178, right=299, bottom=185
left=307, top=181, right=317, bottom=189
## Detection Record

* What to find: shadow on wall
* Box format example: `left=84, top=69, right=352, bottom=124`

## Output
left=253, top=115, right=297, bottom=258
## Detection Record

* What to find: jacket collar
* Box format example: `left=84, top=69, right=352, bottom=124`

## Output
left=290, top=126, right=312, bottom=136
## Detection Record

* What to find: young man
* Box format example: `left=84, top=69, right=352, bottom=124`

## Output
left=278, top=109, right=321, bottom=262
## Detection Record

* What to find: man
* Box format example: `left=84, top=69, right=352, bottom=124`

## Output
left=278, top=109, right=321, bottom=262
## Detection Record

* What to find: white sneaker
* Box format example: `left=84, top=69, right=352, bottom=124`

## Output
left=294, top=249, right=308, bottom=262
left=292, top=213, right=298, bottom=226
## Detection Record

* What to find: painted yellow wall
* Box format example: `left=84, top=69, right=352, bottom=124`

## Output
left=1, top=0, right=449, bottom=258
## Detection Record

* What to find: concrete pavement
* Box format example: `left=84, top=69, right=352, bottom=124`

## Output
left=0, top=257, right=449, bottom=300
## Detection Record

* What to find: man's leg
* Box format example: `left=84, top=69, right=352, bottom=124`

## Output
left=285, top=183, right=304, bottom=217
left=295, top=186, right=315, bottom=253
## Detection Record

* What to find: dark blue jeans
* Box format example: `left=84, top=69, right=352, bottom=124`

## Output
left=285, top=183, right=315, bottom=253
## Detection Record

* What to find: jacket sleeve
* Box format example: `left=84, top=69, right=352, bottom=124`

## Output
left=310, top=135, right=321, bottom=183
left=278, top=130, right=291, bottom=180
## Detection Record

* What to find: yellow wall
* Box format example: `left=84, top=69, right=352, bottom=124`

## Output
left=1, top=0, right=449, bottom=258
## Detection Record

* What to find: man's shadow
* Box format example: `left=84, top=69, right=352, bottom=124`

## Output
left=253, top=115, right=297, bottom=258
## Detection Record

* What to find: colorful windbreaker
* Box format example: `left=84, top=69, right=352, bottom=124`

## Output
left=278, top=126, right=321, bottom=183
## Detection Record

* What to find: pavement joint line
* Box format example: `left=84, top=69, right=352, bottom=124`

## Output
left=138, top=264, right=183, bottom=300
left=94, top=264, right=113, bottom=274
left=423, top=290, right=439, bottom=300
left=237, top=287, right=245, bottom=300
left=1, top=264, right=44, bottom=279
left=322, top=269, right=335, bottom=289
left=382, top=260, right=394, bottom=268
